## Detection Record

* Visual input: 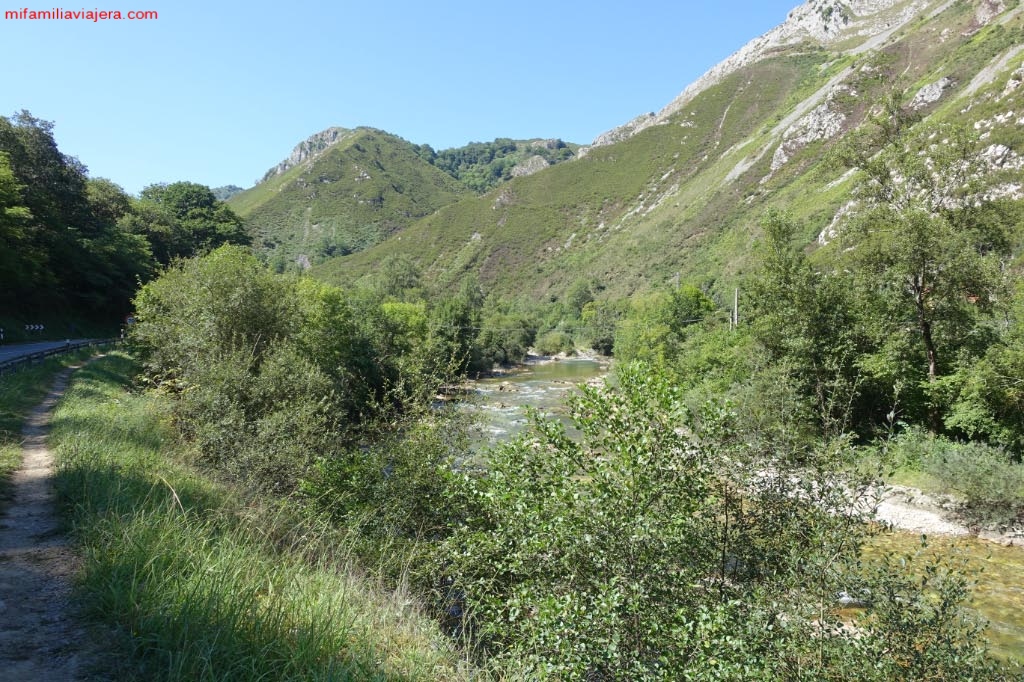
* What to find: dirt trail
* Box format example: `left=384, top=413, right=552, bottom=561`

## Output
left=0, top=365, right=89, bottom=681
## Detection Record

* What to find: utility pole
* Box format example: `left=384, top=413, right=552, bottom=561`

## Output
left=732, top=288, right=739, bottom=330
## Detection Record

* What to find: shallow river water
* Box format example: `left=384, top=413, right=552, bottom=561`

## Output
left=464, top=357, right=606, bottom=447
left=463, top=359, right=1024, bottom=662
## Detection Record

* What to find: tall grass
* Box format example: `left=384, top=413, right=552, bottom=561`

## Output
left=51, top=353, right=472, bottom=681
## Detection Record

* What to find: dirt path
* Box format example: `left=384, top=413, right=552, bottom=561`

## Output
left=0, top=365, right=89, bottom=681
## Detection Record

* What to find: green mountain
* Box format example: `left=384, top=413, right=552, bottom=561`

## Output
left=313, top=0, right=1024, bottom=302
left=229, top=128, right=581, bottom=271
left=228, top=127, right=470, bottom=269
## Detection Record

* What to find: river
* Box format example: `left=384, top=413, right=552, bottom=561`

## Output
left=462, top=358, right=1024, bottom=661
left=463, top=357, right=607, bottom=447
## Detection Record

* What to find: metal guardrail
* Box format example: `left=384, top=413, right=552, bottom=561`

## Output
left=0, top=338, right=121, bottom=377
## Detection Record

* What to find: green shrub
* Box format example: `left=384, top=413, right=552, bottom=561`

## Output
left=534, top=330, right=574, bottom=356
left=924, top=441, right=1024, bottom=529
left=886, top=429, right=1024, bottom=529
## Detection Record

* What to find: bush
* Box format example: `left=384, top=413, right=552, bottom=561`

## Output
left=887, top=429, right=1024, bottom=529
left=534, top=329, right=574, bottom=356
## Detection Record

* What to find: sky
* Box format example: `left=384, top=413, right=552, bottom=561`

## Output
left=1, top=0, right=800, bottom=194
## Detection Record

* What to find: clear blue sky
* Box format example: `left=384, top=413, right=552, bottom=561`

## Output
left=1, top=0, right=799, bottom=194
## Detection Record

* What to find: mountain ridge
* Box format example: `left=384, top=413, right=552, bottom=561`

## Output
left=580, top=0, right=953, bottom=154
left=310, top=0, right=1023, bottom=303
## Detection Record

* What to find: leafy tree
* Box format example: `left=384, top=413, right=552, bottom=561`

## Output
left=369, top=253, right=423, bottom=302
left=132, top=245, right=300, bottom=383
left=0, top=152, right=41, bottom=311
left=0, top=110, right=91, bottom=235
left=125, top=181, right=249, bottom=264
left=580, top=298, right=627, bottom=355
left=428, top=277, right=483, bottom=376
left=943, top=280, right=1024, bottom=448
left=472, top=308, right=536, bottom=371
left=614, top=285, right=716, bottom=364
left=0, top=112, right=154, bottom=316
left=85, top=178, right=132, bottom=229
left=748, top=210, right=862, bottom=438
left=836, top=117, right=1010, bottom=429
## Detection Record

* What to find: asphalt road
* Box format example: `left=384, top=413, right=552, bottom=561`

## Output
left=0, top=340, right=96, bottom=364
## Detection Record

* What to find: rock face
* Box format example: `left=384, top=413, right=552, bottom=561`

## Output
left=1002, top=60, right=1024, bottom=97
left=510, top=155, right=551, bottom=178
left=260, top=127, right=353, bottom=182
left=770, top=95, right=848, bottom=172
left=580, top=113, right=658, bottom=155
left=911, top=76, right=955, bottom=109
left=976, top=0, right=1006, bottom=25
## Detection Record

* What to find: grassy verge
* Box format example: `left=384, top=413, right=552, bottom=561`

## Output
left=0, top=348, right=106, bottom=512
left=50, top=353, right=472, bottom=681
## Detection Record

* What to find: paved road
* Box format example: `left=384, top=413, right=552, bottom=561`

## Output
left=0, top=340, right=96, bottom=364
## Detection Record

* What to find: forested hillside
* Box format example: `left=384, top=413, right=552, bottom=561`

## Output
left=0, top=111, right=248, bottom=337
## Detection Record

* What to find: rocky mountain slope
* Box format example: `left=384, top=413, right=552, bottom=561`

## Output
left=313, top=0, right=1023, bottom=302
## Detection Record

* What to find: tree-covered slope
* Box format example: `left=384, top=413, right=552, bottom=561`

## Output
left=314, top=0, right=1024, bottom=304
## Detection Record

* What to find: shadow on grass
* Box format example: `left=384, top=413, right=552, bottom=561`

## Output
left=59, top=446, right=437, bottom=681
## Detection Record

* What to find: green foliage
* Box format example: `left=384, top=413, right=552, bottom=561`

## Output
left=131, top=248, right=346, bottom=489
left=471, top=307, right=536, bottom=372
left=0, top=150, right=39, bottom=312
left=301, top=412, right=468, bottom=581
left=441, top=364, right=1000, bottom=679
left=614, top=285, right=716, bottom=364
left=748, top=210, right=862, bottom=438
left=124, top=181, right=249, bottom=264
left=132, top=245, right=299, bottom=381
left=429, top=279, right=484, bottom=376
left=852, top=541, right=1001, bottom=681
left=0, top=111, right=154, bottom=317
left=835, top=119, right=1009, bottom=391
left=939, top=280, right=1024, bottom=447
left=431, top=138, right=577, bottom=193
left=885, top=428, right=1024, bottom=529
left=576, top=298, right=625, bottom=355
left=369, top=254, right=424, bottom=302
left=533, top=329, right=574, bottom=356
left=131, top=247, right=474, bottom=491
left=211, top=184, right=244, bottom=201
left=443, top=365, right=724, bottom=676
